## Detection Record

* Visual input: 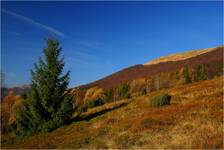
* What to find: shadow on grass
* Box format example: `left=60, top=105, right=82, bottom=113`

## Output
left=72, top=101, right=130, bottom=122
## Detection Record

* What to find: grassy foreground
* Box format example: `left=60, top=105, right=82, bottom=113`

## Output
left=1, top=77, right=223, bottom=149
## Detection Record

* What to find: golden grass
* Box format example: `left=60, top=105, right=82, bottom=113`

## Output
left=144, top=46, right=221, bottom=65
left=1, top=77, right=223, bottom=149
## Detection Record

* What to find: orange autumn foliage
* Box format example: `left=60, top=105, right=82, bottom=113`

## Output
left=1, top=91, right=24, bottom=129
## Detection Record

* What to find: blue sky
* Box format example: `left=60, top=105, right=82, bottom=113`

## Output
left=1, top=1, right=223, bottom=87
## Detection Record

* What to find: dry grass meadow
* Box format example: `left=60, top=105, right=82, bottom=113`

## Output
left=1, top=76, right=223, bottom=149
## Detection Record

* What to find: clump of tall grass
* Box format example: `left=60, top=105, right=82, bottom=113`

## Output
left=148, top=93, right=171, bottom=107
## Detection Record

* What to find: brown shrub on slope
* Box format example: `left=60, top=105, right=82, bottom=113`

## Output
left=83, top=87, right=106, bottom=104
left=71, top=88, right=86, bottom=107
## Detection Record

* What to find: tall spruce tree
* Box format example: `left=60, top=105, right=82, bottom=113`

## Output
left=16, top=39, right=73, bottom=135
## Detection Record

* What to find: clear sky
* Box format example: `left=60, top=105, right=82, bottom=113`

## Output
left=1, top=1, right=223, bottom=87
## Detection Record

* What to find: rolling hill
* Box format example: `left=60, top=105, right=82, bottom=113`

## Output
left=79, top=46, right=223, bottom=90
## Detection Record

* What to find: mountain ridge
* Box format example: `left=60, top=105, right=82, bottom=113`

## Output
left=78, top=45, right=223, bottom=90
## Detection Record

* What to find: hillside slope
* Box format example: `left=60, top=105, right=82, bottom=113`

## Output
left=79, top=46, right=223, bottom=89
left=2, top=76, right=223, bottom=149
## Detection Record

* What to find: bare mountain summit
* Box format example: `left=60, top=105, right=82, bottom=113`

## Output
left=144, top=46, right=221, bottom=65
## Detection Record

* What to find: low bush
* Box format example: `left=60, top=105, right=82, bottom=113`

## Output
left=1, top=91, right=24, bottom=132
left=196, top=64, right=207, bottom=81
left=82, top=87, right=106, bottom=110
left=84, top=87, right=106, bottom=103
left=104, top=88, right=114, bottom=103
left=182, top=66, right=191, bottom=84
left=86, top=99, right=105, bottom=109
left=76, top=98, right=105, bottom=114
left=148, top=93, right=171, bottom=108
left=76, top=105, right=88, bottom=114
left=130, top=78, right=147, bottom=95
left=114, top=84, right=130, bottom=100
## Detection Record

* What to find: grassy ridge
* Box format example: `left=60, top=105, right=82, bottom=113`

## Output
left=1, top=77, right=223, bottom=149
left=144, top=46, right=217, bottom=65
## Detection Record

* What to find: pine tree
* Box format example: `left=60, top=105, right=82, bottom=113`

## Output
left=16, top=38, right=73, bottom=135
left=182, top=66, right=191, bottom=84
left=196, top=64, right=207, bottom=81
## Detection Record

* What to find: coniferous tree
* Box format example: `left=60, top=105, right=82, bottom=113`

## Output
left=182, top=66, right=191, bottom=84
left=16, top=38, right=73, bottom=135
left=196, top=64, right=207, bottom=81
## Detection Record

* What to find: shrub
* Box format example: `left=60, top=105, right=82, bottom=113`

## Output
left=104, top=88, right=114, bottom=103
left=8, top=98, right=25, bottom=126
left=196, top=64, right=207, bottom=81
left=182, top=66, right=191, bottom=84
left=84, top=87, right=106, bottom=103
left=83, top=87, right=106, bottom=109
left=1, top=91, right=24, bottom=132
left=148, top=93, right=171, bottom=108
left=114, top=83, right=130, bottom=100
left=86, top=99, right=105, bottom=109
left=130, top=78, right=147, bottom=96
left=76, top=105, right=88, bottom=114
left=71, top=88, right=86, bottom=109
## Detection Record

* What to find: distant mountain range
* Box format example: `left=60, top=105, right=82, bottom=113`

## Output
left=1, top=85, right=30, bottom=99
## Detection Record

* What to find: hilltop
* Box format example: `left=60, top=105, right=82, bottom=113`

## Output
left=144, top=46, right=218, bottom=65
